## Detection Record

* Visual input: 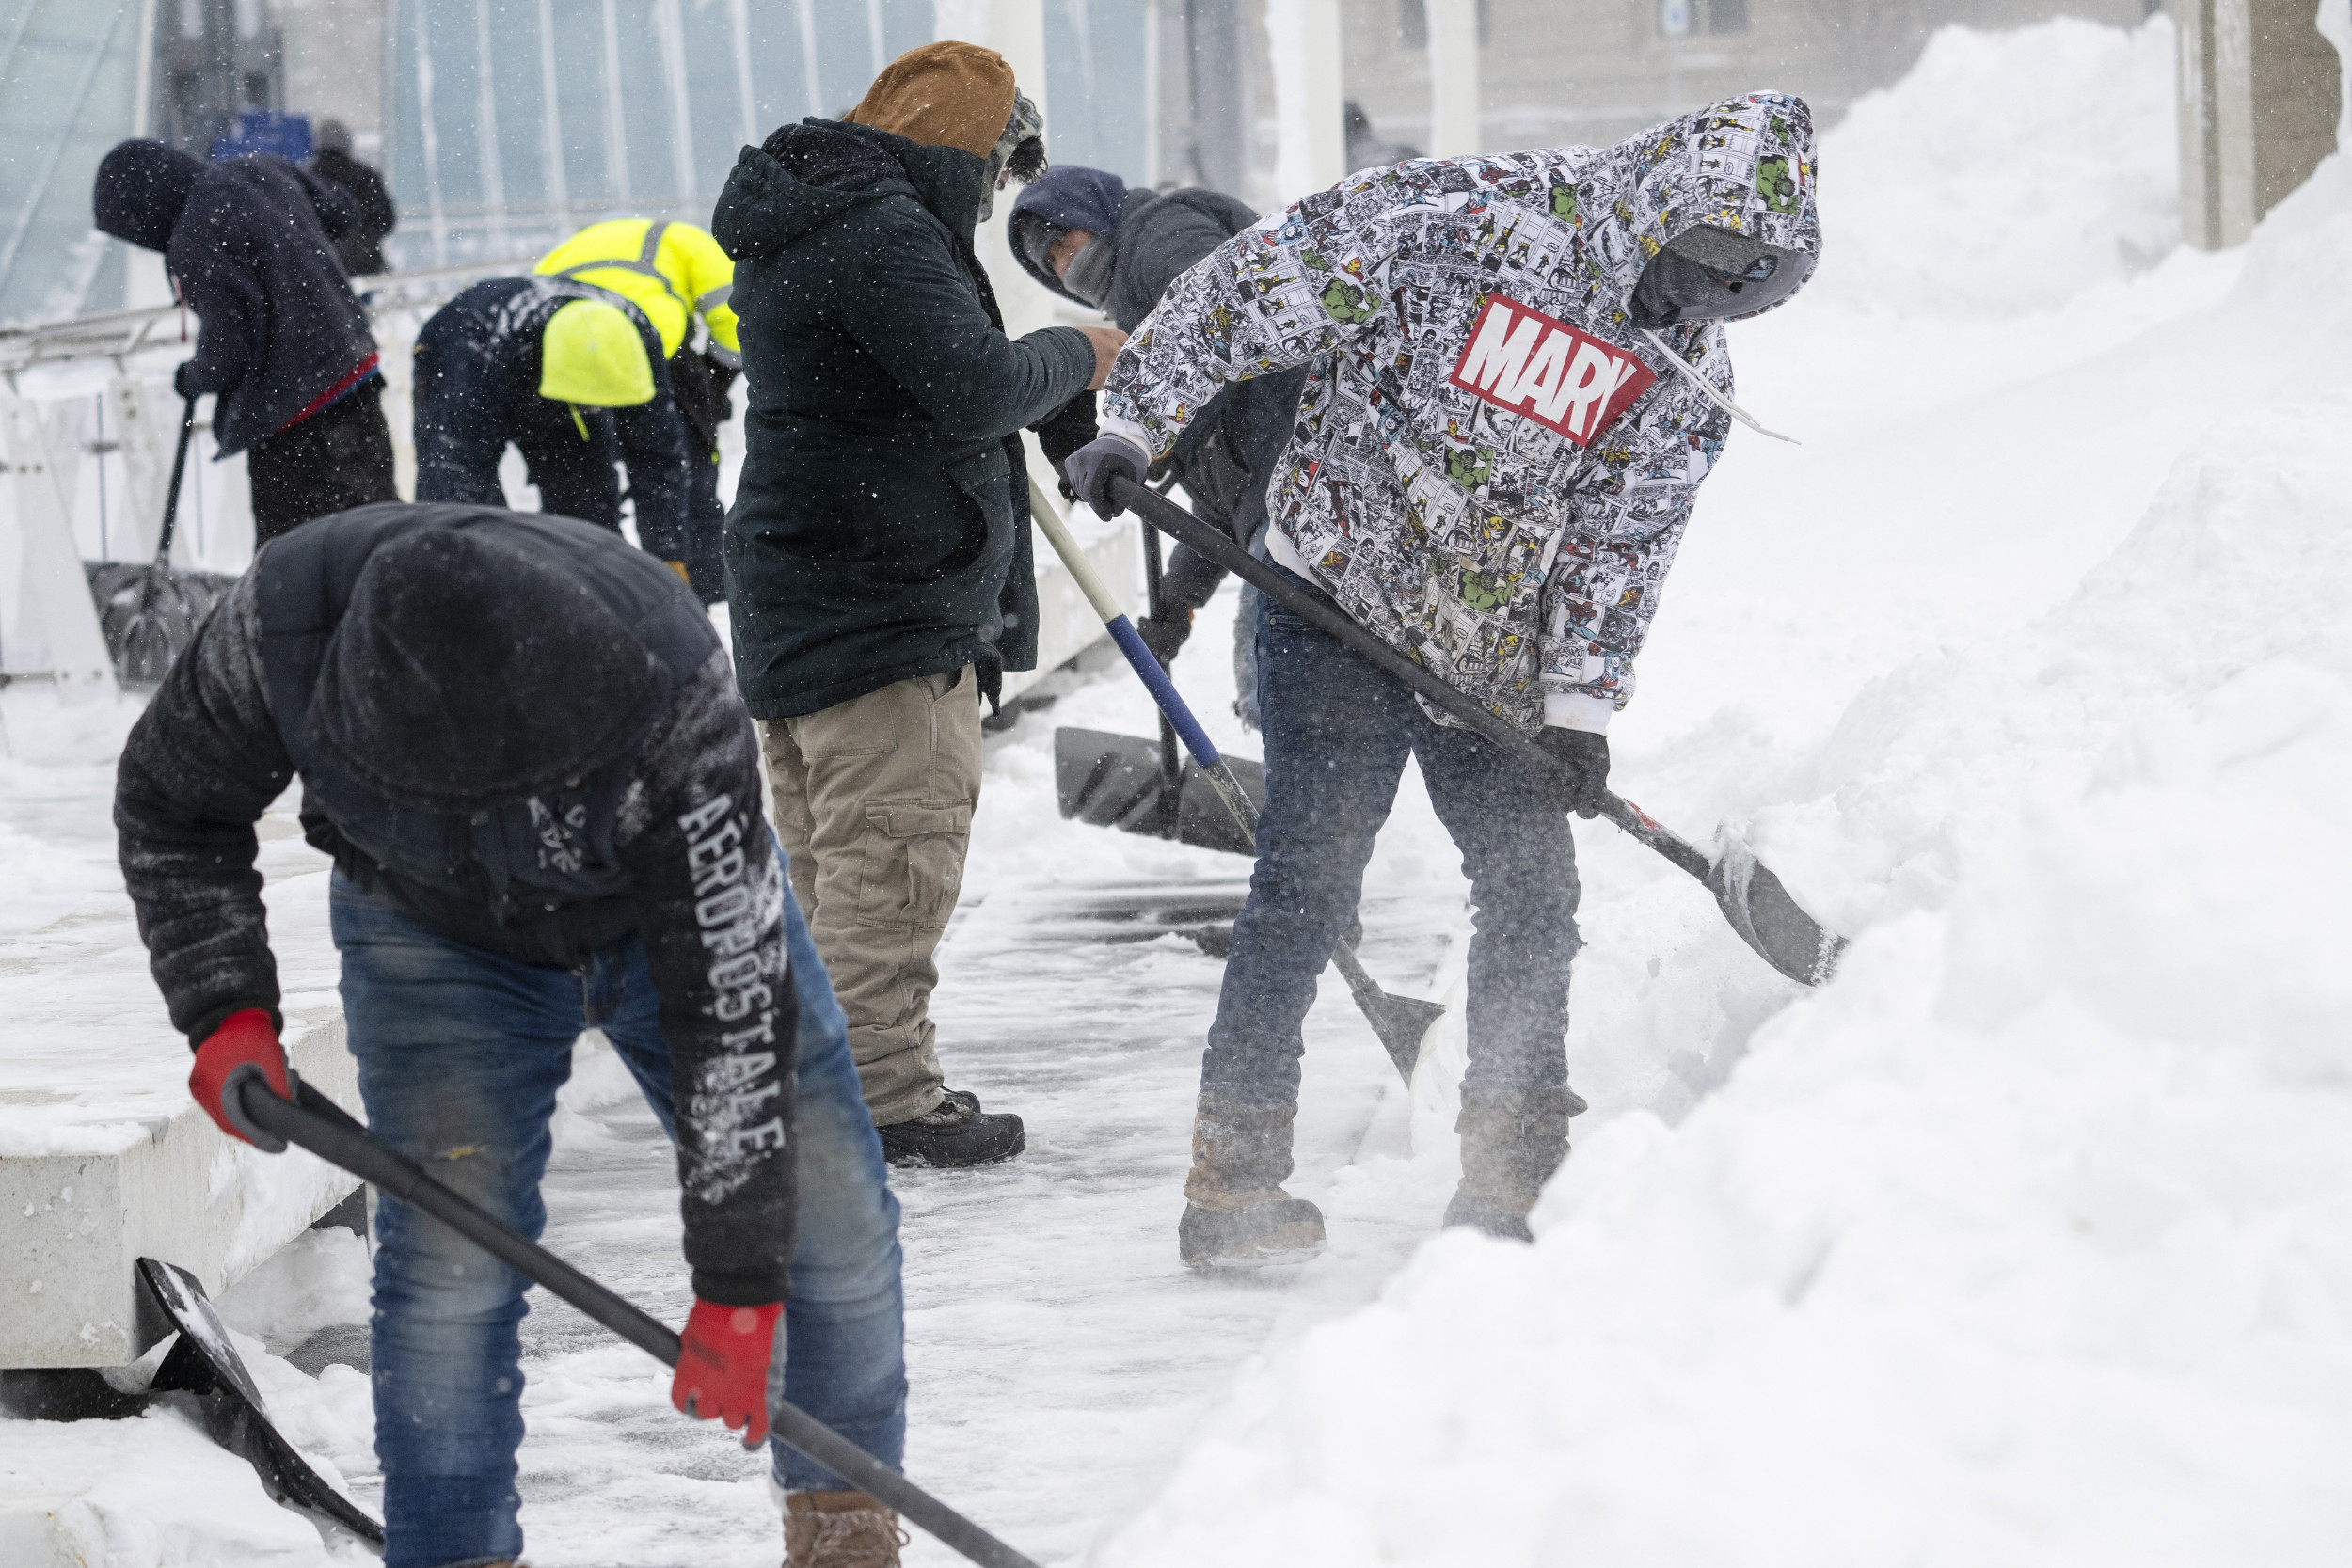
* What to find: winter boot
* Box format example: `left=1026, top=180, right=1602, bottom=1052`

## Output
left=875, top=1086, right=1025, bottom=1168
left=1178, top=1090, right=1326, bottom=1268
left=1442, top=1084, right=1586, bottom=1242
left=784, top=1489, right=907, bottom=1568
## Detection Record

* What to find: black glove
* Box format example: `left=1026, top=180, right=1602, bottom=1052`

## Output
left=1035, top=391, right=1099, bottom=469
left=1063, top=432, right=1151, bottom=516
left=1135, top=608, right=1193, bottom=669
left=1534, top=727, right=1610, bottom=818
left=172, top=360, right=203, bottom=402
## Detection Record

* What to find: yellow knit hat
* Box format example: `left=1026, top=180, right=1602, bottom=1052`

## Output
left=539, top=299, right=655, bottom=407
left=844, top=41, right=1018, bottom=158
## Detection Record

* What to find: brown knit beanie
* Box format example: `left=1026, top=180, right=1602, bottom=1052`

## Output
left=844, top=41, right=1018, bottom=157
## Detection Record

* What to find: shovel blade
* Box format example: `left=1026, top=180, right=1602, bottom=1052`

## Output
left=1364, top=990, right=1448, bottom=1082
left=86, top=562, right=235, bottom=687
left=136, top=1258, right=387, bottom=1548
left=1706, top=838, right=1847, bottom=986
left=1053, top=728, right=1264, bottom=857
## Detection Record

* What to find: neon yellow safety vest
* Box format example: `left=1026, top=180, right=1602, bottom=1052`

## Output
left=535, top=218, right=741, bottom=366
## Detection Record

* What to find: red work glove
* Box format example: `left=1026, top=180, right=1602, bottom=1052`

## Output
left=189, top=1008, right=294, bottom=1151
left=672, top=1298, right=784, bottom=1449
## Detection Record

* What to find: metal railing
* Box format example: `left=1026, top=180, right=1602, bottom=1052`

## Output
left=0, top=255, right=543, bottom=379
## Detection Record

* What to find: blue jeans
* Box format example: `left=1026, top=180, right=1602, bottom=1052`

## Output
left=1202, top=567, right=1582, bottom=1104
left=333, top=863, right=906, bottom=1568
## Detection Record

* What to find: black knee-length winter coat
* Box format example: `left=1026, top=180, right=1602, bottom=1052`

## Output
left=713, top=119, right=1096, bottom=719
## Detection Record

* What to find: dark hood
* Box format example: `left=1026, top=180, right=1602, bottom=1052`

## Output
left=716, top=119, right=990, bottom=262
left=1025, top=164, right=1130, bottom=230
left=93, top=139, right=207, bottom=252
left=1007, top=166, right=1131, bottom=303
left=305, top=525, right=671, bottom=810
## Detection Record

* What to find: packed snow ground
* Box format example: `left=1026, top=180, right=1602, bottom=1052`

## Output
left=7, top=13, right=2348, bottom=1565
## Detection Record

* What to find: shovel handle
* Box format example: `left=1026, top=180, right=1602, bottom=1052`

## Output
left=1031, top=483, right=1223, bottom=768
left=155, top=396, right=197, bottom=568
left=1105, top=476, right=1713, bottom=876
left=235, top=1080, right=1042, bottom=1568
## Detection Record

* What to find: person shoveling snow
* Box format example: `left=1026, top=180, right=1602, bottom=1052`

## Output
left=1063, top=92, right=1820, bottom=1264
left=113, top=503, right=914, bottom=1568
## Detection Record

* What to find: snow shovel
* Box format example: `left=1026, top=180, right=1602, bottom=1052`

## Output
left=231, top=1075, right=1043, bottom=1568
left=1107, top=474, right=1849, bottom=987
left=86, top=394, right=236, bottom=686
left=1031, top=482, right=1445, bottom=1080
left=135, top=1257, right=387, bottom=1550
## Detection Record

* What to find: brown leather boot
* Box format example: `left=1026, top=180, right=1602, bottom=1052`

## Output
left=1178, top=1090, right=1326, bottom=1267
left=784, top=1489, right=907, bottom=1568
left=1442, top=1084, right=1585, bottom=1241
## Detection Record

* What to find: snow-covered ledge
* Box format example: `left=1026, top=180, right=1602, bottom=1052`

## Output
left=0, top=702, right=357, bottom=1373
left=0, top=1005, right=362, bottom=1370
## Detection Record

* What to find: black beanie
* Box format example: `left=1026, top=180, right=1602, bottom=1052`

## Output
left=93, top=140, right=207, bottom=253
left=305, top=528, right=672, bottom=811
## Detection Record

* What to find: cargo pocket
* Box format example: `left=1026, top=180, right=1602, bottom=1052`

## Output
left=855, top=800, right=974, bottom=928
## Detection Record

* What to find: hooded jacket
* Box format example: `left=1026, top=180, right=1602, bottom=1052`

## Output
left=114, top=503, right=795, bottom=1305
left=309, top=147, right=397, bottom=276
left=713, top=119, right=1096, bottom=718
left=1101, top=94, right=1821, bottom=733
left=92, top=141, right=376, bottom=456
left=410, top=277, right=691, bottom=547
left=1012, top=173, right=1309, bottom=605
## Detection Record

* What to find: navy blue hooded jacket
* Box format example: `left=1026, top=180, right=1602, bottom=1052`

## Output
left=93, top=141, right=376, bottom=456
left=410, top=277, right=691, bottom=549
left=1009, top=169, right=1307, bottom=606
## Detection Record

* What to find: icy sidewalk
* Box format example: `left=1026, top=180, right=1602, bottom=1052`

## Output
left=488, top=578, right=1496, bottom=1566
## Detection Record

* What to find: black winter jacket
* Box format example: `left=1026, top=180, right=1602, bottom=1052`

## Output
left=115, top=504, right=795, bottom=1305
left=411, top=277, right=690, bottom=547
left=167, top=158, right=377, bottom=456
left=714, top=119, right=1097, bottom=719
left=1013, top=185, right=1306, bottom=610
left=309, top=148, right=397, bottom=276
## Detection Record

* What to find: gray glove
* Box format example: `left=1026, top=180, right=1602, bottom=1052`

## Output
left=1534, top=727, right=1610, bottom=818
left=1064, top=432, right=1150, bottom=516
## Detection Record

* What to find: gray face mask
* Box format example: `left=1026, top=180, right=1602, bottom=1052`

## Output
left=1061, top=236, right=1115, bottom=310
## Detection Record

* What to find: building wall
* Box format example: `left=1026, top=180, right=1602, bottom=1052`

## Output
left=1339, top=0, right=2153, bottom=157
left=278, top=0, right=389, bottom=156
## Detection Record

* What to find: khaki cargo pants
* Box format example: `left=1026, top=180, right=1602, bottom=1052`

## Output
left=759, top=666, right=980, bottom=1126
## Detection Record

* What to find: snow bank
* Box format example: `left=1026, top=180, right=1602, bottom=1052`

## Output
left=1812, top=16, right=2180, bottom=315
left=1096, top=20, right=2352, bottom=1567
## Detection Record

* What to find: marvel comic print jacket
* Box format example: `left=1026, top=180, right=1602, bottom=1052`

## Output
left=1100, top=93, right=1820, bottom=733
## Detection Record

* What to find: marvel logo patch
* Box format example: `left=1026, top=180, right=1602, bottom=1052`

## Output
left=1448, top=294, right=1655, bottom=446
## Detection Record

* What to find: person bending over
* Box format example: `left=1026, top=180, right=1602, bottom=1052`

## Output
left=1064, top=95, right=1821, bottom=1263
left=117, top=502, right=912, bottom=1568
left=411, top=277, right=691, bottom=571
left=93, top=139, right=397, bottom=542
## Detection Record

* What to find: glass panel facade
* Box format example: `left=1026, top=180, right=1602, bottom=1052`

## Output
left=0, top=0, right=145, bottom=324
left=384, top=0, right=945, bottom=265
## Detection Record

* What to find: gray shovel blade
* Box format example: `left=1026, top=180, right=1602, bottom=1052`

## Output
left=1705, top=837, right=1848, bottom=986
left=1054, top=728, right=1265, bottom=857
left=136, top=1258, right=386, bottom=1550
left=86, top=562, right=236, bottom=687
left=1363, top=990, right=1448, bottom=1082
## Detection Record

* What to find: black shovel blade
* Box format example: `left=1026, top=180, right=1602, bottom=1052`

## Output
left=1054, top=728, right=1265, bottom=857
left=136, top=1258, right=387, bottom=1550
left=1705, top=837, right=1848, bottom=986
